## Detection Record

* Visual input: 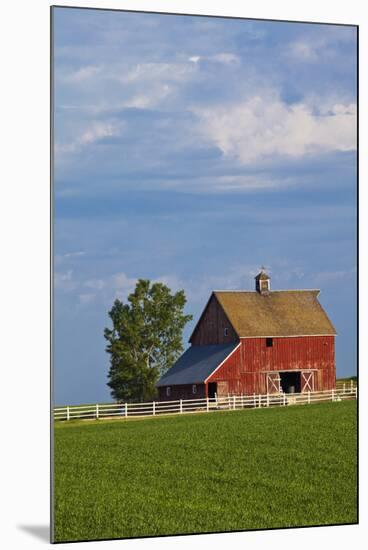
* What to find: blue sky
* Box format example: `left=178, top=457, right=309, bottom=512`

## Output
left=53, top=8, right=357, bottom=405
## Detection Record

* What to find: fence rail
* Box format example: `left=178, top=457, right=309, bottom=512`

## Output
left=54, top=385, right=357, bottom=422
left=336, top=379, right=356, bottom=390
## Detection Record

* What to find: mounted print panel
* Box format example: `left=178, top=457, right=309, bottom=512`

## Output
left=52, top=5, right=357, bottom=544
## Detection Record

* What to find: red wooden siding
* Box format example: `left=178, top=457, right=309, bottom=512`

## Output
left=190, top=294, right=238, bottom=345
left=206, top=336, right=335, bottom=395
left=206, top=345, right=242, bottom=395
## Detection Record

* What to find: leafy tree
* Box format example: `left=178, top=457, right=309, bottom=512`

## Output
left=104, top=279, right=192, bottom=402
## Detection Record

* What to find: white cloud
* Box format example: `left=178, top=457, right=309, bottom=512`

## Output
left=188, top=53, right=240, bottom=65
left=54, top=270, right=76, bottom=291
left=153, top=274, right=184, bottom=292
left=56, top=121, right=121, bottom=154
left=212, top=53, right=240, bottom=65
left=329, top=103, right=356, bottom=116
left=63, top=251, right=85, bottom=258
left=192, top=94, right=356, bottom=164
left=84, top=279, right=105, bottom=290
left=158, top=173, right=294, bottom=193
left=285, top=27, right=356, bottom=65
left=58, top=265, right=352, bottom=312
left=197, top=174, right=292, bottom=192
left=55, top=251, right=86, bottom=265
left=153, top=266, right=260, bottom=305
left=64, top=65, right=102, bottom=83
left=120, top=62, right=195, bottom=84
left=289, top=41, right=319, bottom=61
left=79, top=293, right=96, bottom=305
left=56, top=58, right=199, bottom=159
left=113, top=61, right=197, bottom=109
left=120, top=83, right=172, bottom=109
left=112, top=272, right=137, bottom=297
left=79, top=122, right=119, bottom=145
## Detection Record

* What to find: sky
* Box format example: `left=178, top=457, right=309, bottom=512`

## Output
left=53, top=7, right=357, bottom=406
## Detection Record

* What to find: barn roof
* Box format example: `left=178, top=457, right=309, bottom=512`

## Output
left=156, top=343, right=239, bottom=387
left=213, top=290, right=336, bottom=337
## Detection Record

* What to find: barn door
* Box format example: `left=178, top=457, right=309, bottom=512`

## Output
left=301, top=371, right=314, bottom=392
left=266, top=373, right=280, bottom=394
left=217, top=381, right=229, bottom=397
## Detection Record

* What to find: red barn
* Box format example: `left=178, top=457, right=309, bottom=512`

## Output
left=157, top=270, right=336, bottom=401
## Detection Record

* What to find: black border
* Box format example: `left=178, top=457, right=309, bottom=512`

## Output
left=50, top=4, right=359, bottom=545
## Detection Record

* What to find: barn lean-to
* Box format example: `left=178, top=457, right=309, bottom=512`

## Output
left=156, top=270, right=336, bottom=401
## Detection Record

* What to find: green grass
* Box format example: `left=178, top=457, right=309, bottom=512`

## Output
left=54, top=401, right=357, bottom=542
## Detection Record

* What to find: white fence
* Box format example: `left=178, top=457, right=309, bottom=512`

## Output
left=54, top=385, right=357, bottom=422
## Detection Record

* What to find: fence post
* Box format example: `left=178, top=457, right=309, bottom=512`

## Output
left=206, top=397, right=209, bottom=412
left=233, top=395, right=236, bottom=410
left=253, top=393, right=256, bottom=408
left=354, top=386, right=358, bottom=399
left=125, top=402, right=128, bottom=418
left=96, top=403, right=99, bottom=419
left=228, top=395, right=231, bottom=409
left=153, top=401, right=156, bottom=416
left=258, top=394, right=261, bottom=408
left=180, top=399, right=183, bottom=414
left=66, top=406, right=70, bottom=421
left=308, top=391, right=310, bottom=404
left=283, top=393, right=286, bottom=406
left=266, top=393, right=269, bottom=407
left=332, top=389, right=335, bottom=402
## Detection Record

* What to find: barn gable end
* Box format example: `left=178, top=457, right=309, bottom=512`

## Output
left=189, top=293, right=238, bottom=346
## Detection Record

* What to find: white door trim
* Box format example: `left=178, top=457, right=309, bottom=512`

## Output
left=301, top=371, right=314, bottom=392
left=266, top=373, right=281, bottom=393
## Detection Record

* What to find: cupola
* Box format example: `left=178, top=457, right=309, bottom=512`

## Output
left=255, top=268, right=270, bottom=295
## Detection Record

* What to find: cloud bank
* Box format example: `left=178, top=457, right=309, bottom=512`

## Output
left=193, top=96, right=356, bottom=164
left=54, top=11, right=356, bottom=195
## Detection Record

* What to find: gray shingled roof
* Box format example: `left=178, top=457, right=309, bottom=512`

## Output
left=156, top=343, right=238, bottom=387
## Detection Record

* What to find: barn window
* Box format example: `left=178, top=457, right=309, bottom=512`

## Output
left=166, top=387, right=171, bottom=397
left=266, top=338, right=273, bottom=347
left=224, top=327, right=228, bottom=336
left=192, top=384, right=197, bottom=394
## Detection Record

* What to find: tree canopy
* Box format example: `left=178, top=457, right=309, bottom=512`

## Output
left=104, top=279, right=192, bottom=402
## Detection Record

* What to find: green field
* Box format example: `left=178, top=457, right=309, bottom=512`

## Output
left=54, top=401, right=357, bottom=542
